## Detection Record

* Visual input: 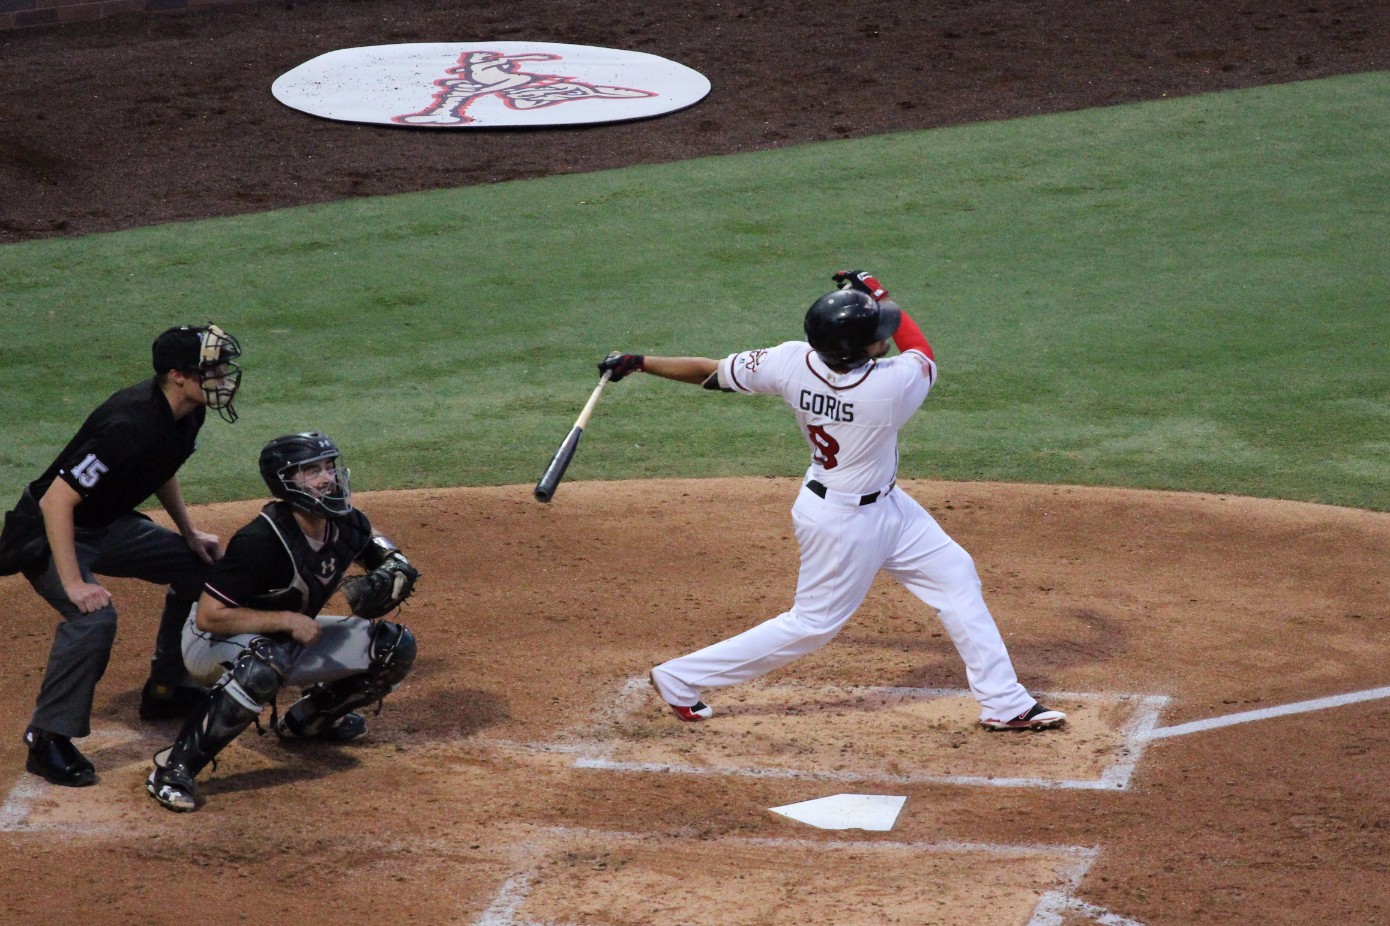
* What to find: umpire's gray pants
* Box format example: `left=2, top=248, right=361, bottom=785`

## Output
left=182, top=607, right=375, bottom=692
left=26, top=514, right=210, bottom=739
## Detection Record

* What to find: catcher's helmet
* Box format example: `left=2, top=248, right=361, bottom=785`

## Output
left=259, top=432, right=353, bottom=519
left=151, top=323, right=243, bottom=423
left=804, top=290, right=901, bottom=369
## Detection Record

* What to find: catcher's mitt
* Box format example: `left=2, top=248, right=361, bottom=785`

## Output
left=342, top=556, right=419, bottom=619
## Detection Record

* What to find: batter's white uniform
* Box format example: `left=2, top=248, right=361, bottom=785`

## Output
left=649, top=337, right=1040, bottom=722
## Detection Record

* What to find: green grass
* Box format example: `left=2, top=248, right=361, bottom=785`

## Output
left=2, top=72, right=1387, bottom=508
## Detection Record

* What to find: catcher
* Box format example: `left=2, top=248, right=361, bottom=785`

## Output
left=146, top=431, right=419, bottom=813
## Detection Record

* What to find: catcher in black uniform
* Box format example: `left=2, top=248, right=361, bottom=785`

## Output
left=146, top=431, right=419, bottom=813
left=0, top=323, right=242, bottom=788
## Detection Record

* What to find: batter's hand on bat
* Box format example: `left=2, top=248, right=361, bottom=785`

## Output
left=833, top=269, right=889, bottom=302
left=599, top=352, right=645, bottom=382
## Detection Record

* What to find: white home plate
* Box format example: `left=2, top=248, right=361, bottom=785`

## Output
left=272, top=42, right=710, bottom=128
left=770, top=794, right=908, bottom=831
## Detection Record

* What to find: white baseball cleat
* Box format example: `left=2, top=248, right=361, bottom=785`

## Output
left=670, top=701, right=714, bottom=722
left=980, top=703, right=1067, bottom=731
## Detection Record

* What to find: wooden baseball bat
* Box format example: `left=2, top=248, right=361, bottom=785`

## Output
left=534, top=370, right=612, bottom=503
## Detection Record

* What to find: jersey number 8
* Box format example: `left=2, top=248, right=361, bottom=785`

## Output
left=806, top=425, right=841, bottom=470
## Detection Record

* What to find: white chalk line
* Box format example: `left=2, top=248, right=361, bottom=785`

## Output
left=539, top=823, right=1097, bottom=858
left=1099, top=692, right=1168, bottom=789
left=470, top=826, right=1106, bottom=926
left=1141, top=685, right=1390, bottom=740
left=0, top=779, right=46, bottom=831
left=473, top=872, right=537, bottom=926
left=1026, top=849, right=1150, bottom=926
left=1024, top=686, right=1390, bottom=926
left=518, top=684, right=1169, bottom=791
left=568, top=755, right=1120, bottom=790
left=1, top=723, right=157, bottom=833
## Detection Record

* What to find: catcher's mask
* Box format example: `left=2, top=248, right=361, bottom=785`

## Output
left=803, top=289, right=901, bottom=370
left=259, top=432, right=353, bottom=519
left=152, top=323, right=243, bottom=423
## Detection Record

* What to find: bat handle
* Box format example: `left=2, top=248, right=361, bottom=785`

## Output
left=574, top=370, right=612, bottom=430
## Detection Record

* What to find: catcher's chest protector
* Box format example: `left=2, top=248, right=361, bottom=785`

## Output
left=252, top=502, right=371, bottom=617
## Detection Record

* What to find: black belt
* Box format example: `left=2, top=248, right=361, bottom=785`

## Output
left=805, top=480, right=892, bottom=506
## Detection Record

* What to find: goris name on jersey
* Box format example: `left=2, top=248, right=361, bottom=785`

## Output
left=799, top=390, right=854, bottom=422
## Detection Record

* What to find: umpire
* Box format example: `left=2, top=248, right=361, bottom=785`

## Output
left=0, top=323, right=242, bottom=787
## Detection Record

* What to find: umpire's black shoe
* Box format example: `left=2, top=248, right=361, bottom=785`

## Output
left=24, top=726, right=96, bottom=787
left=138, top=678, right=209, bottom=721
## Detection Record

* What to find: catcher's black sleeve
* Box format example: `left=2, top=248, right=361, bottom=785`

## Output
left=202, top=519, right=292, bottom=607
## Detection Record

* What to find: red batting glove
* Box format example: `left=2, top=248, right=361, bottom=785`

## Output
left=832, top=269, right=889, bottom=301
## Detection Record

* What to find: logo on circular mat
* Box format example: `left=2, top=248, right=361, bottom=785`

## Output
left=272, top=42, right=711, bottom=128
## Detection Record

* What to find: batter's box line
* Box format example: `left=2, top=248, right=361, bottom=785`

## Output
left=468, top=826, right=1129, bottom=926
left=525, top=681, right=1170, bottom=791
left=0, top=778, right=131, bottom=836
left=0, top=722, right=159, bottom=833
left=1027, top=847, right=1149, bottom=926
left=1139, top=684, right=1390, bottom=741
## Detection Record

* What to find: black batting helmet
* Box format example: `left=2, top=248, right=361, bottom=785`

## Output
left=804, top=290, right=901, bottom=369
left=258, top=432, right=353, bottom=519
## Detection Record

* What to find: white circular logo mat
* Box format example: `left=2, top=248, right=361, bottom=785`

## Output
left=272, top=42, right=711, bottom=128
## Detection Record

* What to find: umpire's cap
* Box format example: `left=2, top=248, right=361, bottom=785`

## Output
left=152, top=323, right=241, bottom=375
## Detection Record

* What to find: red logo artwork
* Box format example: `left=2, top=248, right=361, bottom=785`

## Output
left=742, top=349, right=768, bottom=373
left=395, top=51, right=658, bottom=126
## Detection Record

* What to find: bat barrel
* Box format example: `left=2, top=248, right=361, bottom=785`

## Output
left=534, top=426, right=583, bottom=503
left=533, top=371, right=611, bottom=504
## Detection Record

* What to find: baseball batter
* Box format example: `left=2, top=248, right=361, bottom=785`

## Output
left=600, top=270, right=1065, bottom=731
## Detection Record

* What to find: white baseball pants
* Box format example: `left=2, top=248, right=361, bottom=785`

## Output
left=651, top=483, right=1038, bottom=721
left=181, top=607, right=375, bottom=688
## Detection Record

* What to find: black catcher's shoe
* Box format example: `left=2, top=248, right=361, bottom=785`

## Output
left=138, top=677, right=209, bottom=721
left=275, top=710, right=368, bottom=742
left=24, top=726, right=96, bottom=787
left=146, top=762, right=198, bottom=813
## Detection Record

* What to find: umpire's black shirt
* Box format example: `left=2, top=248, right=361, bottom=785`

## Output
left=27, top=378, right=205, bottom=529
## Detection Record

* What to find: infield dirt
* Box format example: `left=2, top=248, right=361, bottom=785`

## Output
left=3, top=3, right=1389, bottom=924
left=3, top=480, right=1389, bottom=925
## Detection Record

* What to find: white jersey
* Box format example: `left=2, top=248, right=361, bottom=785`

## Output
left=716, top=340, right=936, bottom=494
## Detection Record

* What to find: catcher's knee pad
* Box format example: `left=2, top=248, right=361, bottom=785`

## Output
left=157, top=675, right=265, bottom=781
left=227, top=637, right=293, bottom=706
left=368, top=621, right=416, bottom=692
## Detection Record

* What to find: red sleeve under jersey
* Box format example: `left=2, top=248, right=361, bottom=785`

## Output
left=892, top=311, right=934, bottom=361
